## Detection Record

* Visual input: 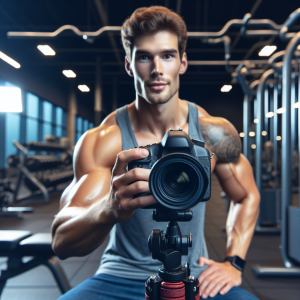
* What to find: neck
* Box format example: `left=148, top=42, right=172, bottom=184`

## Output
left=129, top=92, right=188, bottom=141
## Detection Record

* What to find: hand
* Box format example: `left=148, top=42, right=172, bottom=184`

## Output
left=198, top=257, right=242, bottom=298
left=108, top=148, right=157, bottom=223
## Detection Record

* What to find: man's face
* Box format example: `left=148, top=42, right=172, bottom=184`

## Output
left=127, top=30, right=187, bottom=105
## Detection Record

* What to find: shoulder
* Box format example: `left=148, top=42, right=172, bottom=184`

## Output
left=198, top=116, right=241, bottom=163
left=73, top=111, right=122, bottom=178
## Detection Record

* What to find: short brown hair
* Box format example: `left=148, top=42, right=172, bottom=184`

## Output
left=121, top=6, right=187, bottom=62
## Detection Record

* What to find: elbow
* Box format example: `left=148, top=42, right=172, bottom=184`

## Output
left=52, top=234, right=69, bottom=260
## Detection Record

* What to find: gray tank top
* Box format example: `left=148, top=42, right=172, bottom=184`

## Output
left=97, top=101, right=208, bottom=280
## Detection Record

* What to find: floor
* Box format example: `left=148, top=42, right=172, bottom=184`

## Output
left=0, top=175, right=300, bottom=300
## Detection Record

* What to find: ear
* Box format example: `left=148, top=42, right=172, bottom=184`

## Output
left=125, top=57, right=134, bottom=77
left=179, top=52, right=188, bottom=75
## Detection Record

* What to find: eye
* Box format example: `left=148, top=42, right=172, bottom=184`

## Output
left=164, top=54, right=172, bottom=59
left=139, top=55, right=149, bottom=60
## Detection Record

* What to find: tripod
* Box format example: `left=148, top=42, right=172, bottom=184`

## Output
left=145, top=209, right=200, bottom=300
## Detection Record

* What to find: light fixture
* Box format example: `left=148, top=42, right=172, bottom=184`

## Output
left=265, top=112, right=274, bottom=118
left=83, top=35, right=88, bottom=40
left=62, top=70, right=76, bottom=78
left=0, top=86, right=22, bottom=112
left=37, top=45, right=56, bottom=56
left=258, top=45, right=277, bottom=57
left=0, top=51, right=21, bottom=68
left=294, top=102, right=300, bottom=108
left=297, top=45, right=300, bottom=50
left=78, top=85, right=90, bottom=92
left=221, top=85, right=232, bottom=92
left=276, top=136, right=282, bottom=141
left=251, top=144, right=256, bottom=149
left=254, top=119, right=259, bottom=123
left=277, top=107, right=285, bottom=114
left=249, top=131, right=255, bottom=137
left=239, top=132, right=245, bottom=138
left=262, top=131, right=267, bottom=136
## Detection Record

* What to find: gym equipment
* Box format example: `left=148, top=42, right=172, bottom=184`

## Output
left=1, top=140, right=73, bottom=217
left=252, top=30, right=300, bottom=277
left=0, top=230, right=71, bottom=296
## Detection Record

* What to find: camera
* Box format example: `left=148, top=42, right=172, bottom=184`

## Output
left=128, top=129, right=211, bottom=210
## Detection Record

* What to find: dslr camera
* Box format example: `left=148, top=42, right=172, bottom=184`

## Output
left=128, top=129, right=211, bottom=210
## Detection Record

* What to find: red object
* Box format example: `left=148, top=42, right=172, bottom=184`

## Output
left=160, top=281, right=185, bottom=300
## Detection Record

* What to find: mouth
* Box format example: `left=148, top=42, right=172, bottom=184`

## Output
left=148, top=82, right=168, bottom=91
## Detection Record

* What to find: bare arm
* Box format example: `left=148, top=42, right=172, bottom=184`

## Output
left=197, top=116, right=260, bottom=298
left=51, top=120, right=156, bottom=259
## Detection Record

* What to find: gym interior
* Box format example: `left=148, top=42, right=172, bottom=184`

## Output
left=0, top=1, right=300, bottom=300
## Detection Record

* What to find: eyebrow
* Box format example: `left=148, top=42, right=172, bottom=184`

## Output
left=135, top=49, right=178, bottom=55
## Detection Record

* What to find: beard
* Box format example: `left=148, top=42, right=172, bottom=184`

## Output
left=135, top=78, right=179, bottom=105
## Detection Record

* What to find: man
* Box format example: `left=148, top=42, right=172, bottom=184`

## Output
left=53, top=6, right=260, bottom=300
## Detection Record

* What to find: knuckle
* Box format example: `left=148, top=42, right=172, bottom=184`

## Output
left=134, top=197, right=143, bottom=208
left=119, top=200, right=129, bottom=212
left=112, top=179, right=118, bottom=190
left=135, top=181, right=144, bottom=192
left=116, top=151, right=124, bottom=162
left=132, top=168, right=141, bottom=179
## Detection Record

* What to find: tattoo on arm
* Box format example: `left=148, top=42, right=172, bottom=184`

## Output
left=200, top=118, right=241, bottom=163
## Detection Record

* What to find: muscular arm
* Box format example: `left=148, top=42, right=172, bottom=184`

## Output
left=51, top=120, right=122, bottom=259
left=198, top=116, right=259, bottom=297
left=200, top=116, right=259, bottom=258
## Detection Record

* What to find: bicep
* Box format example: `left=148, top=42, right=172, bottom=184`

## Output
left=214, top=154, right=259, bottom=203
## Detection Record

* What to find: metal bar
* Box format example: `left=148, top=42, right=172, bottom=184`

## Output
left=298, top=62, right=300, bottom=207
left=281, top=31, right=300, bottom=268
left=273, top=74, right=278, bottom=177
left=264, top=85, right=269, bottom=142
left=243, top=95, right=251, bottom=161
left=255, top=69, right=275, bottom=227
left=291, top=73, right=296, bottom=169
left=189, top=60, right=268, bottom=66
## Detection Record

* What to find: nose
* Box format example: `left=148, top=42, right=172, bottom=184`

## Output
left=150, top=56, right=163, bottom=77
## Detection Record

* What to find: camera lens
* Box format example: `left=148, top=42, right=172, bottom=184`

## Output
left=149, top=153, right=208, bottom=210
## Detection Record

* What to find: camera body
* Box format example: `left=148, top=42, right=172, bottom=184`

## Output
left=128, top=129, right=211, bottom=210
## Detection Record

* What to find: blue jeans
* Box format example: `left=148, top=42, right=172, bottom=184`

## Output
left=59, top=273, right=259, bottom=300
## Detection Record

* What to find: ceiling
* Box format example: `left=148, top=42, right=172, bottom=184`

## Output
left=0, top=0, right=300, bottom=130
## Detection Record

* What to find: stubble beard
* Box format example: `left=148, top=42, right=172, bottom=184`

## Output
left=139, top=81, right=179, bottom=105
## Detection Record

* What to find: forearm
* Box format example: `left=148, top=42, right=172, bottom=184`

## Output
left=225, top=192, right=260, bottom=259
left=52, top=197, right=114, bottom=259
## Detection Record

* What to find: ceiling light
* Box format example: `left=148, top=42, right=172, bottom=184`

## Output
left=262, top=131, right=267, bottom=136
left=259, top=45, right=277, bottom=57
left=294, top=102, right=300, bottom=108
left=251, top=144, right=256, bottom=149
left=0, top=51, right=20, bottom=68
left=221, top=85, right=232, bottom=92
left=83, top=35, right=88, bottom=40
left=277, top=107, right=285, bottom=114
left=276, top=136, right=281, bottom=141
left=239, top=132, right=245, bottom=138
left=297, top=45, right=300, bottom=50
left=265, top=112, right=274, bottom=118
left=37, top=45, right=55, bottom=56
left=0, top=86, right=22, bottom=112
left=78, top=85, right=90, bottom=92
left=249, top=131, right=255, bottom=137
left=63, top=70, right=76, bottom=78
left=254, top=119, right=259, bottom=123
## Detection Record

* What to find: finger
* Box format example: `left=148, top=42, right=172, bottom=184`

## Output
left=202, top=276, right=227, bottom=299
left=112, top=148, right=149, bottom=176
left=198, top=257, right=214, bottom=267
left=119, top=181, right=150, bottom=199
left=199, top=270, right=222, bottom=296
left=113, top=168, right=151, bottom=191
left=207, top=278, right=228, bottom=298
left=198, top=264, right=219, bottom=284
left=120, top=194, right=157, bottom=211
left=219, top=281, right=234, bottom=296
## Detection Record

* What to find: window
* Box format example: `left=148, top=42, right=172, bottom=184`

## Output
left=0, top=78, right=68, bottom=166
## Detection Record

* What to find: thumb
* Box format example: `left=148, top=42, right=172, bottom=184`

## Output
left=198, top=257, right=213, bottom=267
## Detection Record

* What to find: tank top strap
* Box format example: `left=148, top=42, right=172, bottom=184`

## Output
left=116, top=105, right=138, bottom=151
left=186, top=101, right=204, bottom=141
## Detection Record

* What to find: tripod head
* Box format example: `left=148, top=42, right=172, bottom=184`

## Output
left=148, top=209, right=193, bottom=281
